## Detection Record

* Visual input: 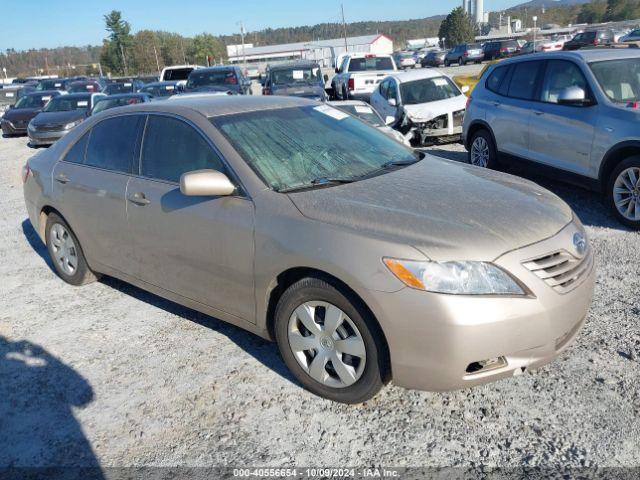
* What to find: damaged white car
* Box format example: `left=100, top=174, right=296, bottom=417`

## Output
left=370, top=69, right=468, bottom=146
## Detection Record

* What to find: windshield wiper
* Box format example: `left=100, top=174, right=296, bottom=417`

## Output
left=277, top=177, right=355, bottom=193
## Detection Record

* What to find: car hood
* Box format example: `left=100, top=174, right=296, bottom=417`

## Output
left=272, top=85, right=325, bottom=98
left=402, top=95, right=467, bottom=122
left=31, top=110, right=86, bottom=126
left=287, top=157, right=573, bottom=261
left=2, top=107, right=40, bottom=123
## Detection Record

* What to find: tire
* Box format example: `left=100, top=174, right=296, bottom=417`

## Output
left=468, top=129, right=499, bottom=169
left=342, top=86, right=349, bottom=101
left=274, top=276, right=387, bottom=404
left=460, top=58, right=466, bottom=66
left=45, top=212, right=100, bottom=286
left=444, top=60, right=450, bottom=67
left=607, top=156, right=640, bottom=229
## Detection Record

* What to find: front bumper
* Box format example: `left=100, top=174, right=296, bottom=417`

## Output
left=1, top=119, right=27, bottom=135
left=28, top=127, right=69, bottom=145
left=365, top=222, right=595, bottom=392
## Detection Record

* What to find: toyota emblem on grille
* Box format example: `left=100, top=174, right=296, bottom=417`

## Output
left=573, top=233, right=587, bottom=256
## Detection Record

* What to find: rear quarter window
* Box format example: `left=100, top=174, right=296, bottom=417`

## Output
left=63, top=131, right=89, bottom=165
left=486, top=65, right=509, bottom=94
left=507, top=61, right=543, bottom=100
left=84, top=115, right=143, bottom=173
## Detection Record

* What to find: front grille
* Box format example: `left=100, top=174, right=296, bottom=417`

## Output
left=452, top=109, right=465, bottom=127
left=522, top=248, right=593, bottom=294
left=34, top=124, right=63, bottom=132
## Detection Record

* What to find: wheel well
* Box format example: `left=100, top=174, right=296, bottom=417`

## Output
left=599, top=144, right=640, bottom=190
left=37, top=205, right=62, bottom=242
left=466, top=122, right=494, bottom=150
left=265, top=267, right=392, bottom=382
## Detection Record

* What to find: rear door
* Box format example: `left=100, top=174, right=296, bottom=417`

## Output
left=527, top=60, right=598, bottom=177
left=51, top=114, right=143, bottom=273
left=126, top=114, right=256, bottom=321
left=487, top=60, right=544, bottom=160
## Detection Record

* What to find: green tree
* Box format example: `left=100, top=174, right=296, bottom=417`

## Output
left=578, top=0, right=608, bottom=23
left=100, top=10, right=133, bottom=75
left=605, top=0, right=640, bottom=21
left=438, top=7, right=475, bottom=48
left=188, top=33, right=226, bottom=66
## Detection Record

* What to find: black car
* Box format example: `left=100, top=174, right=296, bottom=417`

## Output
left=261, top=61, right=327, bottom=100
left=421, top=50, right=446, bottom=67
left=36, top=78, right=70, bottom=91
left=104, top=80, right=144, bottom=95
left=563, top=30, right=615, bottom=50
left=1, top=90, right=63, bottom=135
left=483, top=40, right=520, bottom=60
left=185, top=66, right=252, bottom=95
left=139, top=81, right=181, bottom=99
left=91, top=93, right=152, bottom=115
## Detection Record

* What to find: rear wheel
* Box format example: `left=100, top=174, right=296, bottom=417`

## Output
left=45, top=213, right=100, bottom=285
left=274, top=276, right=386, bottom=403
left=469, top=129, right=499, bottom=169
left=607, top=156, right=640, bottom=229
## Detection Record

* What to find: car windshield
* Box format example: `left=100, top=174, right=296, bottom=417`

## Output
left=36, top=79, right=65, bottom=90
left=43, top=96, right=90, bottom=112
left=92, top=96, right=143, bottom=114
left=140, top=84, right=176, bottom=96
left=348, top=57, right=395, bottom=71
left=163, top=68, right=193, bottom=81
left=105, top=83, right=134, bottom=94
left=400, top=77, right=460, bottom=105
left=271, top=67, right=322, bottom=86
left=187, top=70, right=237, bottom=89
left=590, top=58, right=640, bottom=103
left=14, top=93, right=52, bottom=109
left=333, top=104, right=384, bottom=127
left=68, top=83, right=99, bottom=93
left=212, top=105, right=416, bottom=192
left=0, top=90, right=19, bottom=106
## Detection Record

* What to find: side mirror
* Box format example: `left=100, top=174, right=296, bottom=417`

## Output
left=8, top=105, right=14, bottom=109
left=323, top=74, right=329, bottom=83
left=388, top=98, right=397, bottom=107
left=385, top=115, right=395, bottom=125
left=557, top=86, right=588, bottom=106
left=180, top=170, right=236, bottom=197
left=335, top=67, right=340, bottom=74
left=461, top=85, right=470, bottom=94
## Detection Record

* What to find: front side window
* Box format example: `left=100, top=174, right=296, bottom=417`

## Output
left=141, top=115, right=225, bottom=183
left=212, top=105, right=416, bottom=192
left=85, top=115, right=142, bottom=173
left=379, top=79, right=389, bottom=98
left=507, top=61, right=543, bottom=100
left=541, top=60, right=589, bottom=104
left=400, top=76, right=460, bottom=105
left=590, top=58, right=640, bottom=103
left=387, top=80, right=398, bottom=101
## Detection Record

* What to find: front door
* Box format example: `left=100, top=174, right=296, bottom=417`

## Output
left=127, top=114, right=256, bottom=322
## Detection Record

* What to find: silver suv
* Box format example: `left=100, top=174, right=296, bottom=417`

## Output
left=463, top=49, right=640, bottom=229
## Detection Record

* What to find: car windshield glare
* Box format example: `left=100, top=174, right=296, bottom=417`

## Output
left=590, top=58, right=640, bottom=103
left=92, top=97, right=142, bottom=114
left=272, top=67, right=321, bottom=86
left=15, top=94, right=49, bottom=109
left=44, top=97, right=90, bottom=112
left=212, top=105, right=415, bottom=192
left=400, top=77, right=460, bottom=105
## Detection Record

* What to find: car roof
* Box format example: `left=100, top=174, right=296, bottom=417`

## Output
left=268, top=60, right=320, bottom=70
left=389, top=68, right=447, bottom=83
left=60, top=92, right=93, bottom=99
left=193, top=66, right=238, bottom=73
left=105, top=95, right=316, bottom=119
left=96, top=93, right=148, bottom=100
left=142, top=81, right=178, bottom=86
left=25, top=89, right=61, bottom=96
left=498, top=48, right=640, bottom=66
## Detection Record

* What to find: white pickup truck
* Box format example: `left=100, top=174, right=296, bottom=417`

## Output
left=331, top=53, right=397, bottom=101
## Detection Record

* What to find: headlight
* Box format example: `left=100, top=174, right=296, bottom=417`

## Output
left=64, top=120, right=81, bottom=130
left=383, top=258, right=525, bottom=295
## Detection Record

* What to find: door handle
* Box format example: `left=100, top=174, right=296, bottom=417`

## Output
left=533, top=110, right=545, bottom=116
left=128, top=192, right=150, bottom=206
left=55, top=173, right=69, bottom=184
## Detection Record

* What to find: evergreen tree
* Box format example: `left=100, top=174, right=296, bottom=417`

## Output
left=438, top=7, right=476, bottom=48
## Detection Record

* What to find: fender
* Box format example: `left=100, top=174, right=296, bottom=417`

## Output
left=465, top=120, right=497, bottom=150
left=598, top=140, right=640, bottom=187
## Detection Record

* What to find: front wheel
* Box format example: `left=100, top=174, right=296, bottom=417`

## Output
left=468, top=129, right=499, bottom=169
left=607, top=156, right=640, bottom=229
left=274, top=277, right=387, bottom=403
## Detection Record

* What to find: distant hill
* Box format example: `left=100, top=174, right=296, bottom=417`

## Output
left=511, top=0, right=592, bottom=8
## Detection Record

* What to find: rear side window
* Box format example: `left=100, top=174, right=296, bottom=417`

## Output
left=140, top=115, right=225, bottom=183
left=64, top=131, right=89, bottom=164
left=85, top=115, right=142, bottom=173
left=507, top=61, right=543, bottom=100
left=486, top=66, right=509, bottom=94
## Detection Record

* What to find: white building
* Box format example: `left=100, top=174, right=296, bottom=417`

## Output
left=463, top=0, right=485, bottom=24
left=226, top=34, right=394, bottom=69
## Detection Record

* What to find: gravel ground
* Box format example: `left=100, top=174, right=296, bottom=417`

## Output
left=0, top=129, right=639, bottom=472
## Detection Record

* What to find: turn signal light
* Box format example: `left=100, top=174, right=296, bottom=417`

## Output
left=383, top=259, right=425, bottom=289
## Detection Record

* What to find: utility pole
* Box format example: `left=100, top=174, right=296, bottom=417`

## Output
left=153, top=44, right=161, bottom=74
left=533, top=16, right=538, bottom=50
left=180, top=38, right=187, bottom=64
left=120, top=43, right=128, bottom=75
left=239, top=21, right=246, bottom=71
left=341, top=4, right=348, bottom=53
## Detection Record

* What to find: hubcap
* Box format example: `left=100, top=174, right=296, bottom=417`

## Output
left=50, top=223, right=78, bottom=276
left=287, top=301, right=366, bottom=388
left=613, top=167, right=640, bottom=221
left=471, top=137, right=490, bottom=168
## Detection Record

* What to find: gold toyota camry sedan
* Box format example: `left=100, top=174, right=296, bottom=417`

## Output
left=23, top=96, right=595, bottom=403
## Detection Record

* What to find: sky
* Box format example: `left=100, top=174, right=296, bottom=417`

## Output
left=0, top=0, right=524, bottom=51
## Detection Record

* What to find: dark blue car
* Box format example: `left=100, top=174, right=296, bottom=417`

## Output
left=261, top=61, right=327, bottom=100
